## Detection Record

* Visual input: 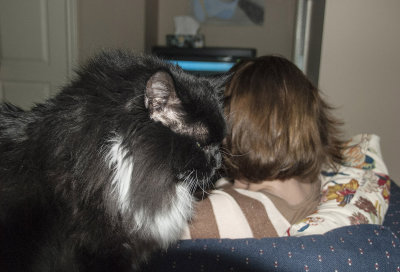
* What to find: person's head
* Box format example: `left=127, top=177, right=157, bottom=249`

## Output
left=223, top=55, right=343, bottom=183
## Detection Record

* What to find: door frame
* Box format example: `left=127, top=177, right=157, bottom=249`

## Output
left=66, top=0, right=79, bottom=80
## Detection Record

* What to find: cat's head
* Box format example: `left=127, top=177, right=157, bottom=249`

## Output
left=144, top=70, right=226, bottom=183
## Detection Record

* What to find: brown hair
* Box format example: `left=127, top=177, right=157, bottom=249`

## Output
left=223, top=55, right=343, bottom=183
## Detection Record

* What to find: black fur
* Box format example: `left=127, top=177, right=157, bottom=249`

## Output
left=0, top=50, right=226, bottom=271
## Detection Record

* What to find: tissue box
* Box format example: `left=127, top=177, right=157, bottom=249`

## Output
left=166, top=34, right=205, bottom=48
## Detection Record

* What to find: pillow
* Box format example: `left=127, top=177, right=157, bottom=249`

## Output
left=288, top=134, right=390, bottom=236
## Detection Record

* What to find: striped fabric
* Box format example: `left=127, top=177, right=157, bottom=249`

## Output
left=181, top=179, right=321, bottom=239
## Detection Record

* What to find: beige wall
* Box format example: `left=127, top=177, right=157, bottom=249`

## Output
left=78, top=0, right=297, bottom=60
left=78, top=0, right=146, bottom=62
left=319, top=0, right=400, bottom=183
left=156, top=0, right=297, bottom=58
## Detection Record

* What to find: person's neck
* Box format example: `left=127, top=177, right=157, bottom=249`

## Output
left=233, top=177, right=314, bottom=206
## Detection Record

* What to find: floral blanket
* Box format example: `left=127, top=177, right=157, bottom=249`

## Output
left=288, top=134, right=390, bottom=236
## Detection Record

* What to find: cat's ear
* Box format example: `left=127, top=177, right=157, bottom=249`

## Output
left=145, top=71, right=176, bottom=112
left=145, top=71, right=182, bottom=124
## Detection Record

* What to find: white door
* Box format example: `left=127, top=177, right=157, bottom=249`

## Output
left=0, top=0, right=77, bottom=110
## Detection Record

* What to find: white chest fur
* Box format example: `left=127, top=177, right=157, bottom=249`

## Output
left=106, top=136, right=134, bottom=214
left=106, top=135, right=193, bottom=247
left=135, top=184, right=193, bottom=248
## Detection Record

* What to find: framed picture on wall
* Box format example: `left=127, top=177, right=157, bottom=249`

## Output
left=191, top=0, right=264, bottom=26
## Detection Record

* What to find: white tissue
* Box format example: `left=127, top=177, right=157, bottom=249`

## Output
left=174, top=16, right=199, bottom=35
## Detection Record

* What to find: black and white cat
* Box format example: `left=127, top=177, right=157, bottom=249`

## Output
left=0, top=50, right=227, bottom=271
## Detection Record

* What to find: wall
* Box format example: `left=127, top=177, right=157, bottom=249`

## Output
left=145, top=0, right=159, bottom=52
left=156, top=0, right=297, bottom=59
left=78, top=0, right=146, bottom=62
left=319, top=0, right=400, bottom=183
left=77, top=0, right=297, bottom=61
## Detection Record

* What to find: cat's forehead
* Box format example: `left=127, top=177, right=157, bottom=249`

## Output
left=178, top=76, right=225, bottom=142
left=144, top=65, right=226, bottom=143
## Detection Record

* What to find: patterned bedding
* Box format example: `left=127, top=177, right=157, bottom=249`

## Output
left=289, top=134, right=390, bottom=236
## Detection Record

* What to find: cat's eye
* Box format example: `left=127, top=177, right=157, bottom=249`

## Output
left=196, top=142, right=201, bottom=148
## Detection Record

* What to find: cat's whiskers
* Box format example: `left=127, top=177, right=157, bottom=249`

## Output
left=181, top=169, right=198, bottom=194
left=189, top=174, right=200, bottom=195
left=220, top=147, right=250, bottom=158
left=219, top=147, right=232, bottom=157
left=185, top=171, right=195, bottom=191
left=197, top=171, right=211, bottom=200
left=184, top=169, right=207, bottom=198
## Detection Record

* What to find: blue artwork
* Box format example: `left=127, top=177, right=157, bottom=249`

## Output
left=191, top=0, right=264, bottom=25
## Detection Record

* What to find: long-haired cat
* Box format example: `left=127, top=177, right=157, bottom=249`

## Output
left=0, top=50, right=226, bottom=271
